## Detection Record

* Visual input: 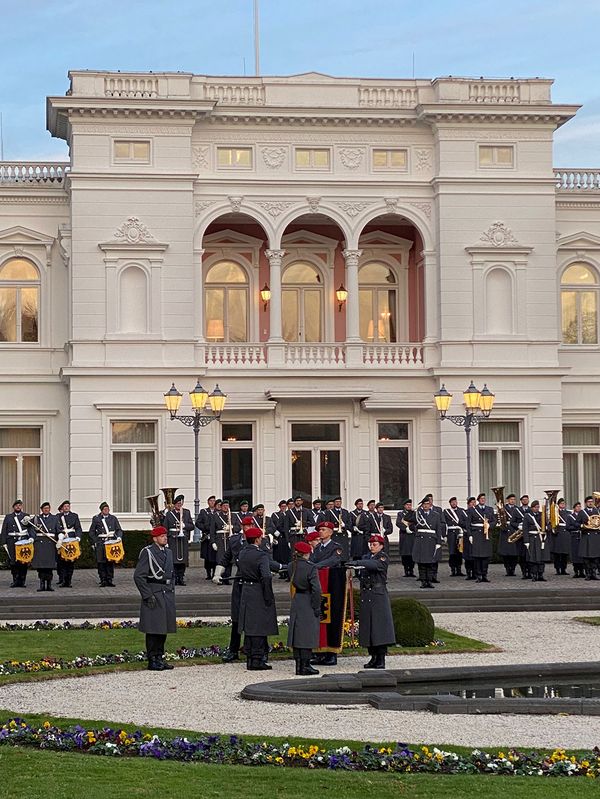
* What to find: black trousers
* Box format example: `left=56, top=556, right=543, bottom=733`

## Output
left=584, top=557, right=600, bottom=577
left=518, top=554, right=530, bottom=577
left=464, top=558, right=475, bottom=577
left=401, top=554, right=415, bottom=575
left=174, top=563, right=186, bottom=580
left=448, top=553, right=463, bottom=573
left=417, top=563, right=434, bottom=585
left=10, top=563, right=28, bottom=585
left=97, top=562, right=115, bottom=582
left=57, top=560, right=75, bottom=584
left=36, top=568, right=54, bottom=581
left=367, top=645, right=388, bottom=656
left=502, top=555, right=518, bottom=575
left=529, top=562, right=546, bottom=579
left=229, top=621, right=242, bottom=655
left=204, top=559, right=215, bottom=578
left=145, top=633, right=167, bottom=659
left=552, top=553, right=569, bottom=573
left=473, top=557, right=489, bottom=579
left=245, top=635, right=268, bottom=663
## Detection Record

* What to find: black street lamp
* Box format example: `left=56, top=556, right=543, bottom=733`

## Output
left=434, top=381, right=495, bottom=498
left=163, top=379, right=227, bottom=518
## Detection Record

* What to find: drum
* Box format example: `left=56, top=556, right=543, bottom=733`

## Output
left=59, top=538, right=81, bottom=562
left=15, top=540, right=34, bottom=564
left=105, top=539, right=125, bottom=563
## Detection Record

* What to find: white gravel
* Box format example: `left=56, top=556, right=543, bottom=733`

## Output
left=1, top=610, right=600, bottom=749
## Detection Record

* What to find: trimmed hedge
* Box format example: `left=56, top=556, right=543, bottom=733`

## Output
left=390, top=597, right=435, bottom=646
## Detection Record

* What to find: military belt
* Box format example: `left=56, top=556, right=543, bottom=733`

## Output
left=147, top=577, right=171, bottom=585
left=417, top=529, right=436, bottom=534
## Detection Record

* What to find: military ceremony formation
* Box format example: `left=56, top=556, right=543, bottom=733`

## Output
left=2, top=487, right=600, bottom=673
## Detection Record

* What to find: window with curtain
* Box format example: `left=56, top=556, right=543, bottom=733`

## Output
left=562, top=425, right=600, bottom=506
left=478, top=421, right=521, bottom=499
left=359, top=262, right=398, bottom=342
left=0, top=258, right=40, bottom=343
left=205, top=261, right=249, bottom=342
left=0, top=427, right=41, bottom=511
left=111, top=421, right=156, bottom=513
left=282, top=262, right=323, bottom=343
left=561, top=263, right=599, bottom=345
left=221, top=423, right=254, bottom=509
left=377, top=422, right=410, bottom=508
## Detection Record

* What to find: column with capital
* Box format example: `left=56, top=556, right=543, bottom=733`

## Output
left=421, top=249, right=440, bottom=368
left=266, top=248, right=285, bottom=366
left=343, top=248, right=363, bottom=366
left=193, top=248, right=206, bottom=365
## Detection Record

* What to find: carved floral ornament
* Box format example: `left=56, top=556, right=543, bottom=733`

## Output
left=261, top=146, right=286, bottom=169
left=114, top=217, right=156, bottom=244
left=480, top=221, right=519, bottom=247
left=339, top=147, right=364, bottom=169
left=192, top=145, right=209, bottom=170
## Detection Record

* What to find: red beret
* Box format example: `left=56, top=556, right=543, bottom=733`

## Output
left=151, top=526, right=167, bottom=537
left=317, top=521, right=335, bottom=530
left=305, top=531, right=320, bottom=542
left=241, top=516, right=254, bottom=525
left=244, top=527, right=263, bottom=540
left=369, top=534, right=385, bottom=544
left=294, top=541, right=312, bottom=554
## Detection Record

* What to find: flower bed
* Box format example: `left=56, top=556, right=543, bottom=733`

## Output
left=0, top=719, right=597, bottom=777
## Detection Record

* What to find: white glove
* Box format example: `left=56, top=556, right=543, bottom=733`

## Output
left=212, top=542, right=218, bottom=551
left=274, top=531, right=280, bottom=538
left=469, top=536, right=473, bottom=544
left=212, top=565, right=225, bottom=584
left=525, top=542, right=530, bottom=548
left=434, top=544, right=441, bottom=552
left=188, top=533, right=194, bottom=544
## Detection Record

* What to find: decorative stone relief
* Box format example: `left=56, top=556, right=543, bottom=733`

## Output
left=58, top=224, right=72, bottom=267
left=306, top=196, right=321, bottom=213
left=192, top=145, right=209, bottom=170
left=257, top=201, right=294, bottom=218
left=384, top=198, right=399, bottom=214
left=480, top=221, right=519, bottom=247
left=194, top=200, right=214, bottom=216
left=261, top=146, right=286, bottom=169
left=338, top=201, right=373, bottom=218
left=228, top=196, right=244, bottom=213
left=414, top=148, right=433, bottom=172
left=114, top=216, right=156, bottom=244
left=339, top=147, right=364, bottom=169
left=409, top=201, right=432, bottom=219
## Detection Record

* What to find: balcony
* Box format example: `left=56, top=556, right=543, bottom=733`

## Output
left=199, top=342, right=424, bottom=369
left=0, top=161, right=70, bottom=185
left=555, top=169, right=600, bottom=191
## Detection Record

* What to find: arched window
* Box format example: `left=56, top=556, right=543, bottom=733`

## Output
left=205, top=260, right=248, bottom=342
left=359, top=261, right=397, bottom=342
left=119, top=266, right=148, bottom=333
left=485, top=267, right=513, bottom=335
left=561, top=263, right=599, bottom=345
left=0, top=258, right=40, bottom=343
left=282, top=261, right=323, bottom=343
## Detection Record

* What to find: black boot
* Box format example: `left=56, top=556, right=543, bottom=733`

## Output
left=310, top=653, right=325, bottom=665
left=299, top=651, right=319, bottom=676
left=247, top=659, right=271, bottom=671
left=161, top=656, right=174, bottom=671
left=363, top=653, right=377, bottom=669
left=222, top=649, right=239, bottom=663
left=320, top=654, right=337, bottom=666
left=147, top=656, right=164, bottom=671
left=36, top=579, right=45, bottom=592
left=373, top=652, right=386, bottom=670
left=46, top=577, right=54, bottom=592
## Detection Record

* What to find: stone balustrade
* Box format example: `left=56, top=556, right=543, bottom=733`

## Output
left=362, top=343, right=424, bottom=366
left=554, top=169, right=600, bottom=191
left=0, top=162, right=69, bottom=184
left=204, top=343, right=268, bottom=366
left=358, top=85, right=419, bottom=108
left=104, top=75, right=159, bottom=97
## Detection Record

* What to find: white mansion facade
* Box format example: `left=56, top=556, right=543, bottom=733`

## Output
left=0, top=70, right=599, bottom=526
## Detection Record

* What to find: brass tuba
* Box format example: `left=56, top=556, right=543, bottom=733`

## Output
left=161, top=487, right=178, bottom=509
left=492, top=486, right=508, bottom=529
left=146, top=494, right=163, bottom=528
left=583, top=491, right=600, bottom=530
left=541, top=490, right=560, bottom=532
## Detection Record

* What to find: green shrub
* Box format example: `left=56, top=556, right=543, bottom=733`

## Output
left=390, top=597, right=434, bottom=647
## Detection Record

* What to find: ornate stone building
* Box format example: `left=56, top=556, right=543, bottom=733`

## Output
left=0, top=70, right=597, bottom=525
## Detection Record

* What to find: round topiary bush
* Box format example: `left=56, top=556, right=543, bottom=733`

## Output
left=390, top=597, right=435, bottom=647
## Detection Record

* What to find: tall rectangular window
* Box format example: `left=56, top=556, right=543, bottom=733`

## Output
left=563, top=425, right=600, bottom=505
left=111, top=421, right=156, bottom=513
left=0, top=427, right=41, bottom=511
left=221, top=423, right=253, bottom=509
left=478, top=421, right=521, bottom=499
left=377, top=422, right=410, bottom=509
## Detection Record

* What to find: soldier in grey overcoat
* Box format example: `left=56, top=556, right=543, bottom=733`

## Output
left=30, top=502, right=59, bottom=592
left=287, top=541, right=322, bottom=675
left=466, top=493, right=495, bottom=582
left=551, top=498, right=571, bottom=575
left=411, top=497, right=443, bottom=589
left=577, top=496, right=600, bottom=580
left=163, top=494, right=194, bottom=586
left=351, top=534, right=396, bottom=669
left=134, top=526, right=176, bottom=671
left=238, top=527, right=279, bottom=671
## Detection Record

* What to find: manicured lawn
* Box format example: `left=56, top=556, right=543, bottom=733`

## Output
left=0, top=747, right=596, bottom=799
left=574, top=616, right=600, bottom=626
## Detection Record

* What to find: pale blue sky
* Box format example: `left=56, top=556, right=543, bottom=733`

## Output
left=1, top=0, right=598, bottom=165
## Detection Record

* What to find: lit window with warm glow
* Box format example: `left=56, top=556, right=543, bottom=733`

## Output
left=216, top=147, right=253, bottom=168
left=359, top=262, right=397, bottom=343
left=561, top=263, right=599, bottom=345
left=282, top=262, right=323, bottom=342
left=0, top=258, right=40, bottom=344
left=478, top=145, right=514, bottom=168
left=294, top=148, right=330, bottom=170
left=205, top=260, right=248, bottom=342
left=372, top=149, right=407, bottom=170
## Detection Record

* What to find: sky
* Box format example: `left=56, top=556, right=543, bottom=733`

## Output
left=0, top=0, right=599, bottom=165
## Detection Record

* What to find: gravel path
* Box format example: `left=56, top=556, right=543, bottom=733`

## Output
left=1, top=610, right=599, bottom=749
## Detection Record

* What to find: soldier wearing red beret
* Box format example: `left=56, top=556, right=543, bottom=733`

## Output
left=287, top=541, right=322, bottom=675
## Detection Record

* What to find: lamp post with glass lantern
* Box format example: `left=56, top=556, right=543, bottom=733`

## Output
left=163, top=380, right=227, bottom=518
left=433, top=381, right=495, bottom=498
